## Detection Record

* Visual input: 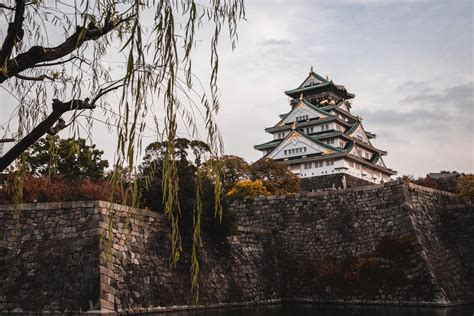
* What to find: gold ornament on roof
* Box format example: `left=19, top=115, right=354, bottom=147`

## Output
left=299, top=93, right=304, bottom=101
left=290, top=131, right=300, bottom=140
left=291, top=122, right=296, bottom=130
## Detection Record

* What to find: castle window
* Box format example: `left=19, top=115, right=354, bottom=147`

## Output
left=304, top=162, right=312, bottom=169
left=287, top=147, right=307, bottom=156
left=296, top=115, right=308, bottom=122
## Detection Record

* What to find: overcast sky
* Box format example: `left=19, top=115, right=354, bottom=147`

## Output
left=1, top=0, right=472, bottom=177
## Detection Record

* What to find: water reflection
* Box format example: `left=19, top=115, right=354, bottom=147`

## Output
left=166, top=303, right=474, bottom=316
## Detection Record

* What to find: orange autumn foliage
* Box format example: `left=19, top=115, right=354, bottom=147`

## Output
left=226, top=179, right=269, bottom=202
left=0, top=175, right=129, bottom=204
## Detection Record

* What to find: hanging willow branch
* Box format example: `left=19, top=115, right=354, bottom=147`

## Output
left=1, top=0, right=245, bottom=303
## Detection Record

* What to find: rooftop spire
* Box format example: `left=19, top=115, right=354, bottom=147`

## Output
left=310, top=65, right=314, bottom=73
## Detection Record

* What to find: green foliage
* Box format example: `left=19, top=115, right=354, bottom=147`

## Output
left=249, top=158, right=301, bottom=195
left=457, top=175, right=474, bottom=203
left=216, top=156, right=301, bottom=202
left=139, top=138, right=236, bottom=241
left=25, top=136, right=109, bottom=180
left=219, top=155, right=250, bottom=192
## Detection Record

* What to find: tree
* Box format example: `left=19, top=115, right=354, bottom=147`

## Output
left=26, top=135, right=109, bottom=180
left=0, top=0, right=245, bottom=300
left=139, top=138, right=236, bottom=240
left=220, top=155, right=250, bottom=191
left=0, top=1, right=244, bottom=170
left=249, top=158, right=300, bottom=195
left=139, top=137, right=211, bottom=214
left=457, top=175, right=474, bottom=203
left=204, top=154, right=249, bottom=192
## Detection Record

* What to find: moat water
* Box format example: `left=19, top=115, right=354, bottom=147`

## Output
left=165, top=304, right=474, bottom=316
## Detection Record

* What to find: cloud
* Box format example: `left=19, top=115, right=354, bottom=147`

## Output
left=360, top=82, right=473, bottom=133
left=400, top=82, right=473, bottom=112
left=259, top=39, right=291, bottom=48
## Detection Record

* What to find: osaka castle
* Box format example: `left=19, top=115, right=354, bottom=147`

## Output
left=254, top=67, right=396, bottom=186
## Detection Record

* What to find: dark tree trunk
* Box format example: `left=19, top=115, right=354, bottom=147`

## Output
left=0, top=99, right=94, bottom=172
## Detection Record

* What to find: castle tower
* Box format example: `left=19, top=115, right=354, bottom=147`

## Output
left=254, top=67, right=396, bottom=188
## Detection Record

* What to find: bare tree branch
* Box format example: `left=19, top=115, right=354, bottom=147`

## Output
left=0, top=13, right=134, bottom=83
left=28, top=56, right=87, bottom=68
left=15, top=73, right=55, bottom=81
left=0, top=3, right=15, bottom=10
left=0, top=0, right=26, bottom=67
left=0, top=85, right=122, bottom=171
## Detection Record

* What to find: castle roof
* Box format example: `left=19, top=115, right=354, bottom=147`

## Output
left=285, top=69, right=355, bottom=100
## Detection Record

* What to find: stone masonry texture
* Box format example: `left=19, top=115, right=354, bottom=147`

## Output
left=0, top=180, right=472, bottom=313
left=300, top=173, right=374, bottom=191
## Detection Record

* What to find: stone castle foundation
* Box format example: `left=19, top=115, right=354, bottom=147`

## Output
left=0, top=180, right=472, bottom=313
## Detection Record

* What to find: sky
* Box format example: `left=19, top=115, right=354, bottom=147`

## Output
left=214, top=0, right=473, bottom=176
left=0, top=0, right=473, bottom=177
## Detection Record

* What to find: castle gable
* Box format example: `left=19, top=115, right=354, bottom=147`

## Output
left=298, top=71, right=327, bottom=88
left=347, top=122, right=372, bottom=146
left=267, top=131, right=337, bottom=160
left=277, top=100, right=330, bottom=127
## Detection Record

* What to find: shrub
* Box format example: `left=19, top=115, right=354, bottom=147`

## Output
left=226, top=179, right=269, bottom=202
left=0, top=175, right=128, bottom=204
left=249, top=158, right=300, bottom=195
left=457, top=175, right=474, bottom=203
left=412, top=176, right=439, bottom=190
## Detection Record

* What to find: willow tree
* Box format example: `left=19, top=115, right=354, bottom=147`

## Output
left=0, top=0, right=245, bottom=299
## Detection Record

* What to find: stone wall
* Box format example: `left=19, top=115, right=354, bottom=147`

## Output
left=300, top=173, right=374, bottom=191
left=0, top=180, right=472, bottom=313
left=0, top=202, right=279, bottom=314
left=0, top=202, right=102, bottom=312
left=98, top=203, right=279, bottom=313
left=406, top=184, right=474, bottom=303
left=234, top=181, right=473, bottom=306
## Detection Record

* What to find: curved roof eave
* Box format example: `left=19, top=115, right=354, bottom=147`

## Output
left=285, top=81, right=355, bottom=98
